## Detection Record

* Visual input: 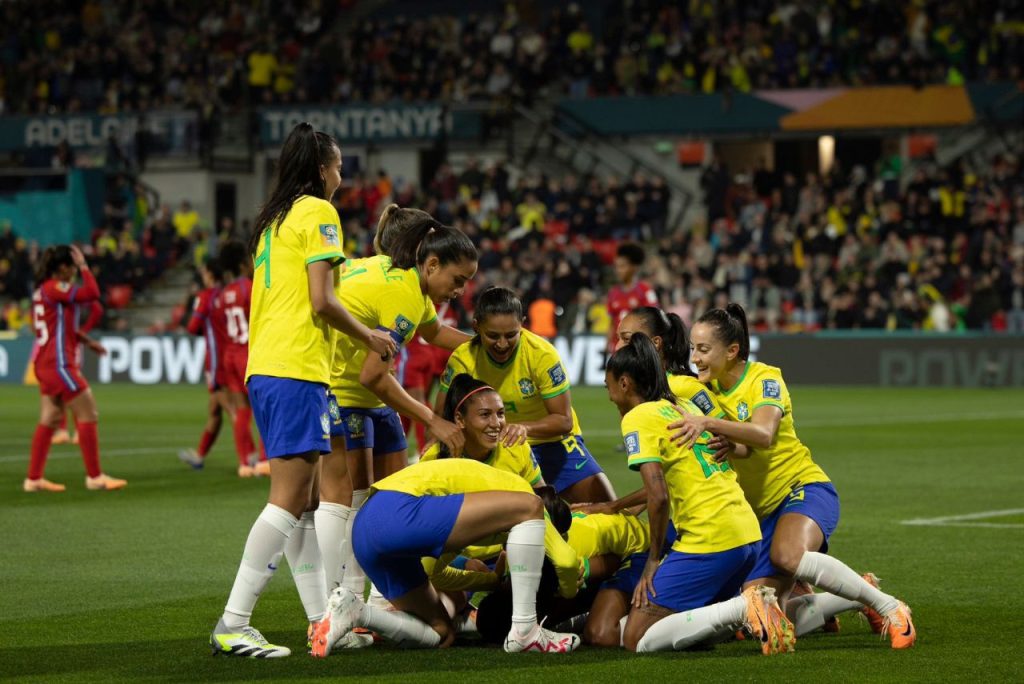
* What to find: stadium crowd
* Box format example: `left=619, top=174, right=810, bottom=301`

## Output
left=2, top=0, right=1021, bottom=115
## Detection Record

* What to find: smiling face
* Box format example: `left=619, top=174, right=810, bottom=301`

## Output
left=455, top=390, right=505, bottom=457
left=423, top=256, right=477, bottom=303
left=475, top=312, right=522, bottom=364
left=689, top=321, right=739, bottom=383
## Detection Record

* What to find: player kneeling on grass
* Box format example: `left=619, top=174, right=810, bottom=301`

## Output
left=604, top=333, right=793, bottom=654
left=312, top=458, right=582, bottom=656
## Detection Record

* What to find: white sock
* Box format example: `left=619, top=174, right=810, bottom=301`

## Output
left=284, top=511, right=328, bottom=623
left=506, top=518, right=546, bottom=637
left=369, top=583, right=386, bottom=603
left=314, top=502, right=352, bottom=591
left=358, top=603, right=442, bottom=648
left=618, top=615, right=627, bottom=647
left=794, top=552, right=900, bottom=617
left=636, top=595, right=746, bottom=652
left=222, top=504, right=298, bottom=630
left=786, top=592, right=863, bottom=636
left=341, top=489, right=369, bottom=598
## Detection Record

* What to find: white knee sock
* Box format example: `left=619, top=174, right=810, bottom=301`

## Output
left=618, top=615, right=627, bottom=647
left=284, top=511, right=328, bottom=624
left=506, top=518, right=547, bottom=637
left=314, top=502, right=352, bottom=591
left=794, top=552, right=899, bottom=617
left=786, top=592, right=863, bottom=636
left=636, top=595, right=746, bottom=652
left=341, top=489, right=369, bottom=598
left=222, top=504, right=297, bottom=630
left=357, top=603, right=442, bottom=648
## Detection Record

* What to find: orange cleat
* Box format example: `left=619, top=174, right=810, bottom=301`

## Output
left=50, top=429, right=71, bottom=445
left=860, top=573, right=886, bottom=634
left=253, top=461, right=271, bottom=477
left=85, top=474, right=127, bottom=491
left=23, top=478, right=66, bottom=493
left=883, top=602, right=916, bottom=649
left=743, top=585, right=796, bottom=655
left=237, top=464, right=256, bottom=478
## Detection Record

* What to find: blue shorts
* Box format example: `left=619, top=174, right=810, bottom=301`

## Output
left=746, top=481, right=841, bottom=583
left=602, top=523, right=677, bottom=595
left=247, top=375, right=330, bottom=458
left=531, top=435, right=604, bottom=494
left=649, top=542, right=759, bottom=613
left=328, top=396, right=408, bottom=455
left=352, top=490, right=464, bottom=601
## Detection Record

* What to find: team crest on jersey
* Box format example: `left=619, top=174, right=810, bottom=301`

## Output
left=57, top=281, right=71, bottom=292
left=547, top=362, right=566, bottom=387
left=737, top=402, right=749, bottom=421
left=518, top=377, right=536, bottom=397
left=320, top=413, right=330, bottom=435
left=762, top=379, right=781, bottom=400
left=394, top=314, right=414, bottom=339
left=624, top=431, right=640, bottom=456
left=319, top=224, right=340, bottom=247
left=441, top=366, right=454, bottom=387
left=691, top=390, right=714, bottom=415
left=346, top=413, right=364, bottom=437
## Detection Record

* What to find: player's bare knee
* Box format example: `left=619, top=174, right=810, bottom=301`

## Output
left=433, top=620, right=455, bottom=648
left=522, top=493, right=544, bottom=520
left=584, top=621, right=619, bottom=647
left=769, top=547, right=803, bottom=576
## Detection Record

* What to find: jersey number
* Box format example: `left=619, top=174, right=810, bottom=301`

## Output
left=693, top=443, right=731, bottom=478
left=226, top=306, right=249, bottom=344
left=33, top=303, right=48, bottom=345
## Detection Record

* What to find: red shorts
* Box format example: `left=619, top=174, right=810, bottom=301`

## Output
left=396, top=343, right=434, bottom=391
left=223, top=347, right=248, bottom=394
left=35, top=362, right=88, bottom=403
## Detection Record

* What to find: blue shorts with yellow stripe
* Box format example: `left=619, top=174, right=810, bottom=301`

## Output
left=746, top=481, right=840, bottom=582
left=531, top=434, right=603, bottom=494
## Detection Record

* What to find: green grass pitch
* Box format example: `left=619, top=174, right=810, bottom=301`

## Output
left=1, top=383, right=1023, bottom=682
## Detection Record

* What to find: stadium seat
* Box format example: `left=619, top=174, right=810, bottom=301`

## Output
left=107, top=285, right=133, bottom=309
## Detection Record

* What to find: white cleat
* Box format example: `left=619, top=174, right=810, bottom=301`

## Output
left=310, top=587, right=365, bottom=658
left=210, top=620, right=291, bottom=658
left=178, top=448, right=204, bottom=470
left=503, top=621, right=581, bottom=654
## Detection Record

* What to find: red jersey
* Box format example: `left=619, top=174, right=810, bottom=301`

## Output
left=217, top=277, right=252, bottom=352
left=607, top=279, right=658, bottom=338
left=32, top=270, right=100, bottom=372
left=187, top=286, right=226, bottom=381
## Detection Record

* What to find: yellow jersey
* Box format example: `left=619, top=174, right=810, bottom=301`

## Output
left=710, top=361, right=830, bottom=519
left=246, top=196, right=345, bottom=384
left=330, top=255, right=437, bottom=408
left=668, top=373, right=725, bottom=418
left=440, top=330, right=580, bottom=445
left=420, top=441, right=542, bottom=486
left=373, top=459, right=580, bottom=598
left=623, top=399, right=761, bottom=554
left=567, top=511, right=650, bottom=560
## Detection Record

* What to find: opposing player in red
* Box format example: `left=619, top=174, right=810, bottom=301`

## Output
left=49, top=299, right=105, bottom=445
left=179, top=256, right=231, bottom=470
left=24, top=245, right=126, bottom=492
left=216, top=241, right=269, bottom=477
left=606, top=242, right=658, bottom=357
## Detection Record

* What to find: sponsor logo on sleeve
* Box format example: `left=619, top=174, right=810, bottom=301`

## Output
left=319, top=224, right=340, bottom=247
left=547, top=362, right=567, bottom=386
left=691, top=390, right=714, bottom=415
left=394, top=314, right=414, bottom=339
left=762, top=379, right=781, bottom=400
left=624, top=431, right=641, bottom=456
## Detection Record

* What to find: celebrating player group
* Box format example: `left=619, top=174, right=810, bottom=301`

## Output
left=116, top=123, right=914, bottom=659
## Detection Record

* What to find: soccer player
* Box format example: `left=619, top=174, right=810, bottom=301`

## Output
left=670, top=303, right=917, bottom=649
left=179, top=256, right=230, bottom=470
left=216, top=240, right=268, bottom=477
left=435, top=286, right=615, bottom=504
left=605, top=242, right=658, bottom=356
left=210, top=122, right=396, bottom=658
left=318, top=219, right=477, bottom=602
left=419, top=373, right=544, bottom=487
left=615, top=306, right=727, bottom=420
left=50, top=300, right=104, bottom=445
left=24, top=245, right=126, bottom=492
left=604, top=333, right=789, bottom=654
left=311, top=458, right=582, bottom=655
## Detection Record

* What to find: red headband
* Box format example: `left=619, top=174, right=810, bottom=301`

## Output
left=454, top=385, right=495, bottom=416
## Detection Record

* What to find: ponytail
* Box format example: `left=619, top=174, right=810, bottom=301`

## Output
left=629, top=306, right=694, bottom=377
left=697, top=302, right=750, bottom=360
left=606, top=332, right=676, bottom=404
left=388, top=221, right=478, bottom=271
left=373, top=204, right=436, bottom=257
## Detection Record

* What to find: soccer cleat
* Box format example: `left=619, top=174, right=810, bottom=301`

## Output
left=742, top=586, right=796, bottom=655
left=860, top=573, right=885, bottom=634
left=503, top=620, right=581, bottom=654
left=23, top=477, right=66, bottom=493
left=50, top=429, right=71, bottom=445
left=210, top=619, right=291, bottom=658
left=85, top=474, right=127, bottom=491
left=237, top=464, right=257, bottom=478
left=311, top=587, right=365, bottom=658
left=178, top=448, right=204, bottom=470
left=882, top=602, right=916, bottom=649
left=253, top=460, right=271, bottom=477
